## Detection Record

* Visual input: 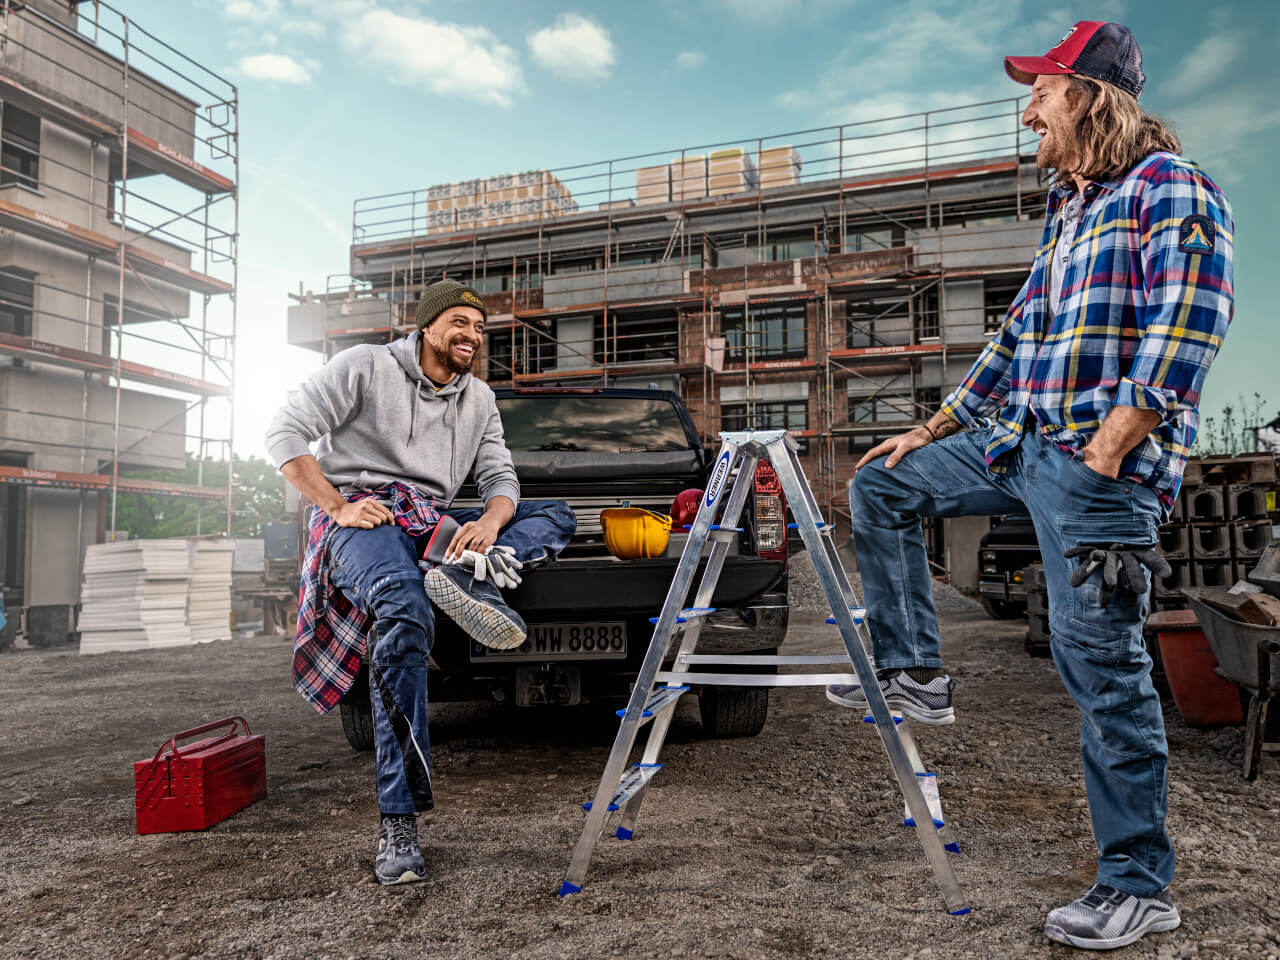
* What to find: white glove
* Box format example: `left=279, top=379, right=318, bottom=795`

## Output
left=447, top=544, right=523, bottom=590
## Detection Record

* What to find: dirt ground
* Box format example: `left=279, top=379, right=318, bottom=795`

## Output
left=2, top=608, right=1278, bottom=960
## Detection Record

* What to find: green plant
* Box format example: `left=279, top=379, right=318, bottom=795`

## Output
left=1194, top=392, right=1275, bottom=457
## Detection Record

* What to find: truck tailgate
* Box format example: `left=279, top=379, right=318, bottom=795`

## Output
left=506, top=556, right=784, bottom=614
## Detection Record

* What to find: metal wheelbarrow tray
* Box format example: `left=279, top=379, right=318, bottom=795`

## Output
left=1184, top=590, right=1280, bottom=780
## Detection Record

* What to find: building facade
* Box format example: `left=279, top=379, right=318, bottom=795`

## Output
left=288, top=99, right=1044, bottom=586
left=0, top=1, right=238, bottom=647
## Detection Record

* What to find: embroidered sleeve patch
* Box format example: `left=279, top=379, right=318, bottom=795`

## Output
left=1178, top=214, right=1215, bottom=255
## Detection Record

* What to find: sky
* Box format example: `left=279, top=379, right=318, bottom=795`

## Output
left=113, top=0, right=1280, bottom=460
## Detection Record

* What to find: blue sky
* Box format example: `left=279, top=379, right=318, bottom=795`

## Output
left=118, top=0, right=1279, bottom=458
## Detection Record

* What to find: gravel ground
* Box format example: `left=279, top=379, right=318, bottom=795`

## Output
left=1, top=602, right=1277, bottom=959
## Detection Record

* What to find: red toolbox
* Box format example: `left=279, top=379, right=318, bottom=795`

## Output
left=134, top=716, right=266, bottom=834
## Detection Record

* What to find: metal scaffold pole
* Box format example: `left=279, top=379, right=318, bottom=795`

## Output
left=109, top=15, right=129, bottom=541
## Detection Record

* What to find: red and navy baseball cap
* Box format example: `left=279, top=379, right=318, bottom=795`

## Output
left=1005, top=21, right=1145, bottom=99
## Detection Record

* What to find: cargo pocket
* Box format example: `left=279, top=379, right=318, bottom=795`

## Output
left=1057, top=514, right=1158, bottom=644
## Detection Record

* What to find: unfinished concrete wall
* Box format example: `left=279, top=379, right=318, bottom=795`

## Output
left=544, top=263, right=683, bottom=309
left=5, top=10, right=198, bottom=155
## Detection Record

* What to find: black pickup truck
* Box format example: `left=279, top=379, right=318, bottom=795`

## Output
left=339, top=386, right=790, bottom=747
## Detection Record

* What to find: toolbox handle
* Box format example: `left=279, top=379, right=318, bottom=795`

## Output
left=148, top=716, right=253, bottom=767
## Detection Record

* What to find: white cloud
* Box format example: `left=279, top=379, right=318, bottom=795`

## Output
left=676, top=49, right=707, bottom=69
left=527, top=14, right=615, bottom=81
left=343, top=9, right=524, bottom=106
left=1169, top=83, right=1280, bottom=180
left=236, top=53, right=313, bottom=84
left=709, top=0, right=853, bottom=21
left=225, top=0, right=284, bottom=24
left=1162, top=32, right=1243, bottom=101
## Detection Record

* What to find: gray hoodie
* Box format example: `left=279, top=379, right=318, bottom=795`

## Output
left=264, top=331, right=520, bottom=508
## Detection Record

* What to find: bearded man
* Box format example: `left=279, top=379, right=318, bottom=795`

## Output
left=267, top=279, right=576, bottom=885
left=825, top=22, right=1233, bottom=950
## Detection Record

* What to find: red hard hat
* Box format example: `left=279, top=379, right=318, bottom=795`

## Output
left=670, top=488, right=703, bottom=528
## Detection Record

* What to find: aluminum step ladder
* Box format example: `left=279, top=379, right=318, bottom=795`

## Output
left=559, top=429, right=969, bottom=915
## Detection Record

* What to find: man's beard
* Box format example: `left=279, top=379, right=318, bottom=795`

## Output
left=1036, top=121, right=1079, bottom=172
left=431, top=338, right=474, bottom=375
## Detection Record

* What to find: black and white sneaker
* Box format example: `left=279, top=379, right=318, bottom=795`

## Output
left=1044, top=884, right=1180, bottom=950
left=425, top=563, right=527, bottom=650
left=375, top=814, right=426, bottom=886
left=825, top=670, right=955, bottom=725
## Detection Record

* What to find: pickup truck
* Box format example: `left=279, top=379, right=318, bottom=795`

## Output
left=338, top=386, right=790, bottom=747
left=976, top=516, right=1040, bottom=619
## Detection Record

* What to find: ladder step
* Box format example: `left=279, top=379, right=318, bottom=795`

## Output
left=649, top=607, right=718, bottom=625
left=679, top=524, right=742, bottom=533
left=582, top=763, right=663, bottom=813
left=826, top=607, right=866, bottom=624
left=681, top=654, right=853, bottom=666
left=656, top=671, right=859, bottom=687
left=616, top=685, right=689, bottom=720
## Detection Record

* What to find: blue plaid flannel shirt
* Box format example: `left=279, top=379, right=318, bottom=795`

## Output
left=940, top=151, right=1234, bottom=512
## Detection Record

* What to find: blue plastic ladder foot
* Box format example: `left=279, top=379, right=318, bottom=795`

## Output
left=615, top=826, right=634, bottom=840
left=945, top=841, right=961, bottom=854
left=559, top=881, right=581, bottom=897
left=949, top=906, right=971, bottom=916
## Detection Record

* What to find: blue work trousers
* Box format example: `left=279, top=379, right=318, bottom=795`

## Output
left=328, top=499, right=577, bottom=815
left=850, top=425, right=1172, bottom=896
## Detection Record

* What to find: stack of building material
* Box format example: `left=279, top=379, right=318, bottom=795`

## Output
left=187, top=540, right=235, bottom=643
left=757, top=145, right=802, bottom=189
left=671, top=156, right=708, bottom=202
left=77, top=540, right=192, bottom=654
left=635, top=164, right=671, bottom=205
left=708, top=148, right=757, bottom=196
left=425, top=170, right=577, bottom=234
left=598, top=198, right=636, bottom=211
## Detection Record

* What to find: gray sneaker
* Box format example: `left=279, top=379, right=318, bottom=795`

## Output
left=425, top=563, right=527, bottom=650
left=825, top=670, right=955, bottom=725
left=1045, top=884, right=1180, bottom=950
left=375, top=814, right=426, bottom=886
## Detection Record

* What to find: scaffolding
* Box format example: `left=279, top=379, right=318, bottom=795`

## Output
left=0, top=0, right=238, bottom=624
left=297, top=96, right=1042, bottom=538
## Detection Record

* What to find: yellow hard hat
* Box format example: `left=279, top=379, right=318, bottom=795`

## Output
left=600, top=508, right=672, bottom=560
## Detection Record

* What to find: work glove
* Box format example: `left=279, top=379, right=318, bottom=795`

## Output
left=445, top=545, right=524, bottom=591
left=1064, top=542, right=1171, bottom=606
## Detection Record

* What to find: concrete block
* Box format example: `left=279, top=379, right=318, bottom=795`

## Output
left=1158, top=524, right=1189, bottom=560
left=1154, top=559, right=1193, bottom=598
left=1194, top=559, right=1232, bottom=589
left=26, top=603, right=74, bottom=648
left=1191, top=523, right=1230, bottom=559
left=1226, top=484, right=1269, bottom=520
left=1231, top=520, right=1272, bottom=560
left=1185, top=485, right=1225, bottom=521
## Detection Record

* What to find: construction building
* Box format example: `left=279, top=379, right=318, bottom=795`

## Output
left=0, top=0, right=238, bottom=648
left=288, top=98, right=1043, bottom=586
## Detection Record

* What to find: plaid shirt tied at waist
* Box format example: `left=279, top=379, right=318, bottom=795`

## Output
left=939, top=151, right=1234, bottom=512
left=292, top=482, right=440, bottom=714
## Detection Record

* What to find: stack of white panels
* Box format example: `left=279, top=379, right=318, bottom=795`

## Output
left=187, top=540, right=234, bottom=644
left=78, top=540, right=192, bottom=654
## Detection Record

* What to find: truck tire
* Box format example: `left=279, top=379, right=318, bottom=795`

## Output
left=340, top=700, right=375, bottom=752
left=981, top=596, right=1022, bottom=620
left=698, top=686, right=769, bottom=738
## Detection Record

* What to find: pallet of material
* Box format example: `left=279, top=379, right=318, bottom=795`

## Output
left=671, top=156, right=708, bottom=201
left=757, top=145, right=802, bottom=188
left=188, top=540, right=234, bottom=644
left=635, top=164, right=671, bottom=205
left=709, top=148, right=757, bottom=196
left=78, top=540, right=192, bottom=654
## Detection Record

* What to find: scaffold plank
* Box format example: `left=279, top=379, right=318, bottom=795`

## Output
left=0, top=465, right=225, bottom=499
left=0, top=331, right=230, bottom=396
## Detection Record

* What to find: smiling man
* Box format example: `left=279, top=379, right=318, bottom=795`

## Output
left=824, top=21, right=1233, bottom=950
left=266, top=278, right=576, bottom=885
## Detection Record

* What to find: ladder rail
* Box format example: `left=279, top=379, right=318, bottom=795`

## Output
left=564, top=436, right=751, bottom=889
left=618, top=448, right=760, bottom=834
left=764, top=435, right=968, bottom=915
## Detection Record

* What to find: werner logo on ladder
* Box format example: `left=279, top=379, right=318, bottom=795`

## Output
left=560, top=429, right=970, bottom=916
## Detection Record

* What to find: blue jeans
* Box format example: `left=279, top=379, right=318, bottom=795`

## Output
left=329, top=499, right=577, bottom=815
left=851, top=425, right=1172, bottom=896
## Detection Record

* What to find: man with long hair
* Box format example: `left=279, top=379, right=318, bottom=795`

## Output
left=826, top=22, right=1233, bottom=950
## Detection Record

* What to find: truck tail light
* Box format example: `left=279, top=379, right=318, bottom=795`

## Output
left=753, top=460, right=787, bottom=562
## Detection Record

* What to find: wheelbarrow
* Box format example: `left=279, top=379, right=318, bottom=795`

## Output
left=1185, top=590, right=1280, bottom=780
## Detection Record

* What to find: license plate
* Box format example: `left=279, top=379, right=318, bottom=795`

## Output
left=469, top=621, right=627, bottom=661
